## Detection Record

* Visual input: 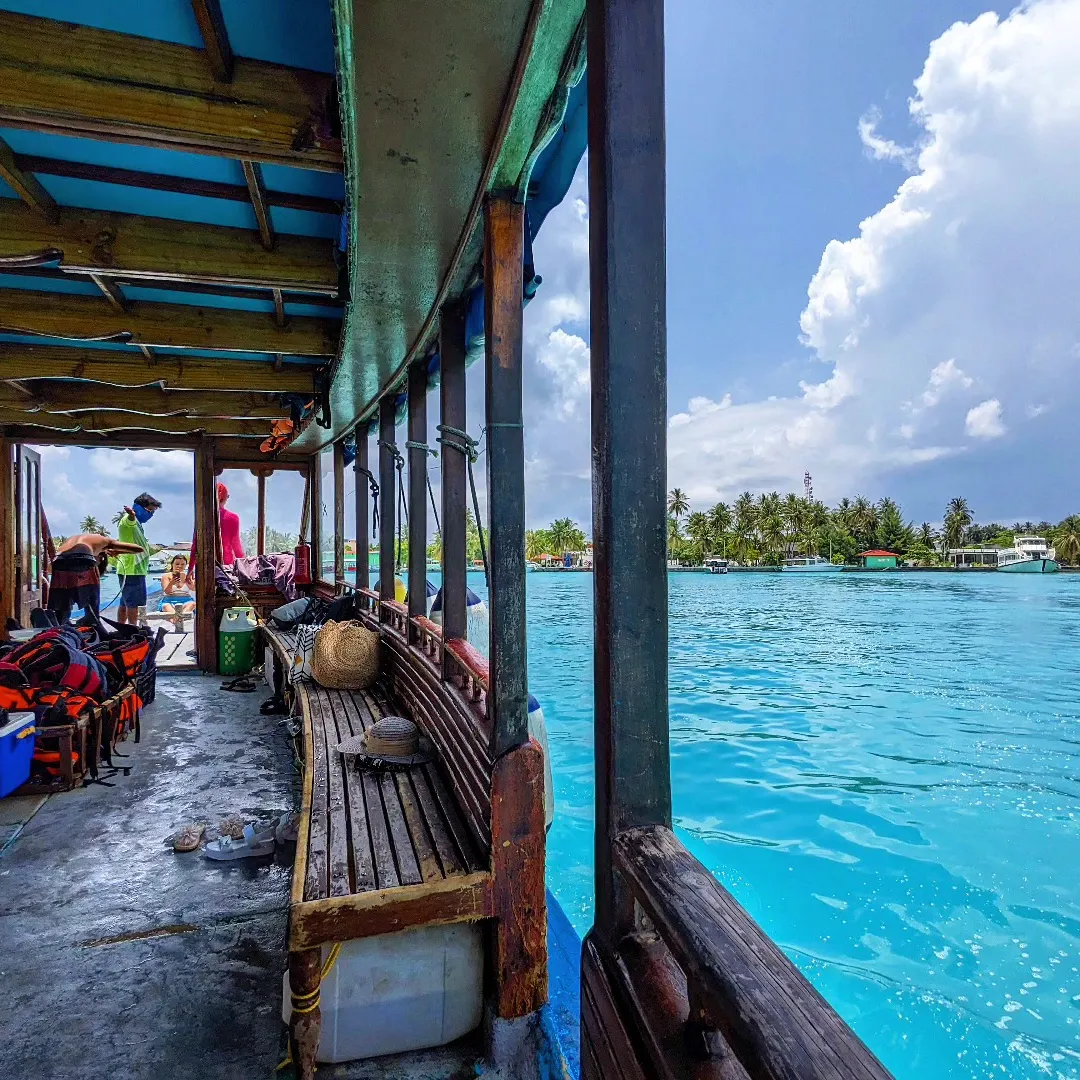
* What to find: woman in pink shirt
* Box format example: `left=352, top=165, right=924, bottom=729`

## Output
left=188, top=482, right=244, bottom=585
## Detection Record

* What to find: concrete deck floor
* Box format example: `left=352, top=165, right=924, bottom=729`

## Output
left=0, top=674, right=300, bottom=1079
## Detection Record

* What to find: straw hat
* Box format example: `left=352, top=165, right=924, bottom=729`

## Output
left=310, top=620, right=379, bottom=690
left=337, top=716, right=434, bottom=769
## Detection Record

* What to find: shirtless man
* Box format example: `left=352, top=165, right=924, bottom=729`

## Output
left=47, top=533, right=145, bottom=624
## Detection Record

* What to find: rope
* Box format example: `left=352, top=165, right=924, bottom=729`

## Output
left=436, top=425, right=488, bottom=586
left=356, top=466, right=379, bottom=539
left=276, top=943, right=344, bottom=1071
left=406, top=439, right=441, bottom=536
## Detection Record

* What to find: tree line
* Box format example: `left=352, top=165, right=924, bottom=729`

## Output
left=662, top=489, right=1080, bottom=567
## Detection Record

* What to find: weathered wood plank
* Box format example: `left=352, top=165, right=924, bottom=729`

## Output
left=0, top=11, right=342, bottom=170
left=394, top=770, right=442, bottom=884
left=491, top=740, right=547, bottom=1018
left=303, top=688, right=330, bottom=902
left=613, top=826, right=893, bottom=1080
left=581, top=934, right=648, bottom=1080
left=288, top=948, right=322, bottom=1080
left=0, top=290, right=337, bottom=356
left=406, top=360, right=428, bottom=623
left=330, top=690, right=376, bottom=893
left=439, top=304, right=468, bottom=653
left=0, top=199, right=334, bottom=293
left=405, top=767, right=468, bottom=878
left=378, top=397, right=396, bottom=605
left=241, top=161, right=275, bottom=251
left=0, top=136, right=58, bottom=223
left=193, top=439, right=217, bottom=670
left=311, top=693, right=351, bottom=898
left=0, top=344, right=319, bottom=392
left=289, top=872, right=493, bottom=951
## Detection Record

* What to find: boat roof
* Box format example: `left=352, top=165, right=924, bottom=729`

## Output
left=0, top=0, right=587, bottom=459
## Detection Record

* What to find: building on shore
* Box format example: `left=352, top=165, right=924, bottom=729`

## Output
left=947, top=547, right=1002, bottom=568
left=857, top=549, right=901, bottom=569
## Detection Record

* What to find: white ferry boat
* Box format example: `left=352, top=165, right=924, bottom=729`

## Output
left=782, top=555, right=845, bottom=573
left=997, top=536, right=1059, bottom=574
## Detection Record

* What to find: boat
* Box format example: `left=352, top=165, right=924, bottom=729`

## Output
left=0, top=3, right=894, bottom=1079
left=782, top=555, right=845, bottom=572
left=705, top=557, right=729, bottom=574
left=997, top=536, right=1060, bottom=573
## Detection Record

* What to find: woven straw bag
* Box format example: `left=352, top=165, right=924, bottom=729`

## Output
left=310, top=620, right=379, bottom=690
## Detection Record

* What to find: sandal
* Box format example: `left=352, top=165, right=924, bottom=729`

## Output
left=203, top=822, right=276, bottom=861
left=220, top=676, right=257, bottom=693
left=274, top=812, right=300, bottom=846
left=172, top=823, right=205, bottom=853
left=260, top=696, right=287, bottom=715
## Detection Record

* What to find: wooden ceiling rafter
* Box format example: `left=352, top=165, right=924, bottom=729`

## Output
left=0, top=407, right=271, bottom=438
left=0, top=11, right=342, bottom=171
left=0, top=135, right=59, bottom=224
left=11, top=157, right=340, bottom=217
left=0, top=344, right=319, bottom=393
left=0, top=289, right=338, bottom=356
left=0, top=199, right=337, bottom=295
left=190, top=0, right=234, bottom=84
left=0, top=381, right=291, bottom=420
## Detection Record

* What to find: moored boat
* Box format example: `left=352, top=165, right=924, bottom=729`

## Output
left=782, top=555, right=844, bottom=572
left=997, top=537, right=1059, bottom=573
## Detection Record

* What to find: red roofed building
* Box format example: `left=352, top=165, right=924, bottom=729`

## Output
left=857, top=549, right=901, bottom=569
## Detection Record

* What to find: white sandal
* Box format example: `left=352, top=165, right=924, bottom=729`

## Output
left=202, top=822, right=275, bottom=860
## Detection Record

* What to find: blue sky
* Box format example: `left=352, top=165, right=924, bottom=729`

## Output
left=41, top=0, right=1080, bottom=542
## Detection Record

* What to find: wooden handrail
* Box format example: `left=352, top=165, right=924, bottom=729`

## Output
left=444, top=638, right=489, bottom=689
left=612, top=825, right=893, bottom=1080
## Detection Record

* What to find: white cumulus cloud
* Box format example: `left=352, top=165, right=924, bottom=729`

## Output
left=966, top=398, right=1006, bottom=438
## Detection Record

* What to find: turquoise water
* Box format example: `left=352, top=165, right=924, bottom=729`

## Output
left=472, top=570, right=1080, bottom=1080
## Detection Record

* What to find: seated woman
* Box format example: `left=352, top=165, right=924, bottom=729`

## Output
left=159, top=554, right=196, bottom=631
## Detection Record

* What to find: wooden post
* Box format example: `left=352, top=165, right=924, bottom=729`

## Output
left=439, top=304, right=468, bottom=663
left=333, top=440, right=345, bottom=584
left=256, top=471, right=266, bottom=556
left=587, top=0, right=671, bottom=943
left=407, top=361, right=428, bottom=627
left=0, top=437, right=13, bottom=638
left=355, top=426, right=370, bottom=590
left=484, top=196, right=528, bottom=757
left=288, top=948, right=322, bottom=1080
left=309, top=458, right=322, bottom=582
left=193, top=439, right=218, bottom=672
left=378, top=396, right=396, bottom=608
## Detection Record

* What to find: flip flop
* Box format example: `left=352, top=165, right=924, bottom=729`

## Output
left=220, top=676, right=257, bottom=693
left=172, top=823, right=205, bottom=853
left=274, top=812, right=300, bottom=846
left=203, top=822, right=276, bottom=861
left=260, top=696, right=287, bottom=715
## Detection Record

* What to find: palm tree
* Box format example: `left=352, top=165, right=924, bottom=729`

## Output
left=780, top=493, right=804, bottom=556
left=708, top=502, right=732, bottom=558
left=686, top=511, right=712, bottom=564
left=850, top=496, right=877, bottom=549
left=759, top=512, right=785, bottom=560
left=943, top=497, right=972, bottom=551
left=80, top=515, right=106, bottom=534
left=731, top=523, right=756, bottom=565
left=1053, top=515, right=1080, bottom=565
left=667, top=488, right=690, bottom=522
left=548, top=518, right=582, bottom=555
left=733, top=491, right=756, bottom=538
left=918, top=522, right=936, bottom=548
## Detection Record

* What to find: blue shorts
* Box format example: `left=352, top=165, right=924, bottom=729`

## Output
left=120, top=575, right=147, bottom=608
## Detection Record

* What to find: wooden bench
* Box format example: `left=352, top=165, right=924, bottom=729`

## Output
left=263, top=606, right=547, bottom=1080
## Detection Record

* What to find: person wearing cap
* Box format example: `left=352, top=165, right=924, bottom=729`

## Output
left=115, top=492, right=161, bottom=625
left=186, top=482, right=244, bottom=588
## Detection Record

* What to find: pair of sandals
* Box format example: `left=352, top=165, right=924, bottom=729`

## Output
left=172, top=813, right=298, bottom=859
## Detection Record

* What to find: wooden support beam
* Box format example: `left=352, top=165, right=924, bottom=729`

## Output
left=588, top=0, right=672, bottom=942
left=12, top=156, right=340, bottom=217
left=256, top=472, right=267, bottom=556
left=483, top=197, right=528, bottom=758
left=194, top=440, right=218, bottom=671
left=0, top=136, right=59, bottom=224
left=355, top=427, right=370, bottom=591
left=379, top=396, right=397, bottom=606
left=0, top=408, right=270, bottom=438
left=0, top=199, right=335, bottom=294
left=0, top=382, right=290, bottom=419
left=0, top=290, right=338, bottom=356
left=191, top=0, right=234, bottom=83
left=242, top=162, right=275, bottom=251
left=272, top=288, right=288, bottom=328
left=333, top=439, right=345, bottom=583
left=439, top=304, right=468, bottom=658
left=407, top=360, right=428, bottom=624
left=0, top=437, right=14, bottom=638
left=308, top=458, right=321, bottom=582
left=0, top=344, right=317, bottom=393
left=0, top=11, right=342, bottom=171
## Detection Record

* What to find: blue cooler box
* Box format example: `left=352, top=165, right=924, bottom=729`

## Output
left=0, top=713, right=36, bottom=798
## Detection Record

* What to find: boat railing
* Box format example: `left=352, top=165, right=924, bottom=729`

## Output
left=356, top=587, right=380, bottom=615
left=610, top=824, right=893, bottom=1079
left=410, top=615, right=443, bottom=663
left=443, top=637, right=488, bottom=709
left=380, top=598, right=409, bottom=636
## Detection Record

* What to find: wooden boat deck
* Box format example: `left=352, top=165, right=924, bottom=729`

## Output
left=156, top=629, right=196, bottom=670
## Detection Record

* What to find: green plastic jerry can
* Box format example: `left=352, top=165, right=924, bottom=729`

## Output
left=219, top=607, right=257, bottom=675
